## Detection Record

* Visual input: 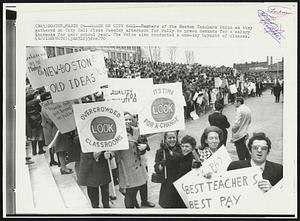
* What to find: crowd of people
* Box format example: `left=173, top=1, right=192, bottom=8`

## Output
left=104, top=58, right=284, bottom=119
left=25, top=57, right=283, bottom=209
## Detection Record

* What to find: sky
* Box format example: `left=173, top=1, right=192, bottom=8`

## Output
left=158, top=47, right=283, bottom=67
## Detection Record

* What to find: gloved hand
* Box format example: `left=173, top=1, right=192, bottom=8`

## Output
left=104, top=151, right=111, bottom=160
left=137, top=143, right=147, bottom=151
left=192, top=161, right=202, bottom=169
left=160, top=159, right=167, bottom=167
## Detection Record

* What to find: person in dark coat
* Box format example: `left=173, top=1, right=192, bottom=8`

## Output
left=177, top=135, right=199, bottom=208
left=208, top=102, right=230, bottom=146
left=26, top=91, right=46, bottom=155
left=273, top=82, right=282, bottom=103
left=154, top=131, right=183, bottom=208
left=227, top=132, right=283, bottom=192
left=77, top=150, right=112, bottom=208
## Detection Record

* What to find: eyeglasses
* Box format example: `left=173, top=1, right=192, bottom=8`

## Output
left=251, top=145, right=268, bottom=151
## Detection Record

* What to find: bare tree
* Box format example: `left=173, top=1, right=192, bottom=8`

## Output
left=185, top=50, right=194, bottom=64
left=168, top=47, right=177, bottom=63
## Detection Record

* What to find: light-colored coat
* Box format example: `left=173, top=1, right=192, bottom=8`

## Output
left=40, top=109, right=57, bottom=145
left=232, top=104, right=251, bottom=142
left=116, top=127, right=148, bottom=189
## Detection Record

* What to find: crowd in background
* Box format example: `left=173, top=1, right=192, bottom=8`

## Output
left=104, top=58, right=284, bottom=119
left=25, top=57, right=284, bottom=209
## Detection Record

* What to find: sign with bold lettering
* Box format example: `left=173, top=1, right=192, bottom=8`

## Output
left=106, top=78, right=153, bottom=114
left=174, top=145, right=232, bottom=207
left=72, top=101, right=128, bottom=153
left=40, top=51, right=108, bottom=103
left=173, top=167, right=263, bottom=212
left=138, top=82, right=185, bottom=135
left=26, top=47, right=48, bottom=89
left=40, top=99, right=76, bottom=134
left=229, top=84, right=238, bottom=94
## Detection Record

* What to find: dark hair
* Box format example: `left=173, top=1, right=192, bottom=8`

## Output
left=215, top=102, right=223, bottom=111
left=236, top=97, right=244, bottom=104
left=181, top=135, right=196, bottom=149
left=124, top=111, right=133, bottom=118
left=40, top=92, right=51, bottom=101
left=200, top=126, right=223, bottom=149
left=248, top=132, right=271, bottom=153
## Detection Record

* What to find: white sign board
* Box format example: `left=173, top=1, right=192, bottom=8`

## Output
left=174, top=145, right=232, bottom=207
left=106, top=78, right=153, bottom=114
left=40, top=51, right=108, bottom=103
left=174, top=167, right=263, bottom=213
left=229, top=84, right=238, bottom=94
left=26, top=47, right=48, bottom=89
left=73, top=101, right=129, bottom=153
left=40, top=99, right=76, bottom=134
left=199, top=145, right=232, bottom=175
left=138, top=82, right=185, bottom=135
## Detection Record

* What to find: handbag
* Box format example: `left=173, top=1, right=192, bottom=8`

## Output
left=151, top=172, right=166, bottom=183
left=151, top=149, right=167, bottom=183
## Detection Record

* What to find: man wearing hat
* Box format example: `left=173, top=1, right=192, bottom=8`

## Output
left=227, top=132, right=283, bottom=192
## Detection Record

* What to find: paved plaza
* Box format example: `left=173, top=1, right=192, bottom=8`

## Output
left=27, top=90, right=283, bottom=209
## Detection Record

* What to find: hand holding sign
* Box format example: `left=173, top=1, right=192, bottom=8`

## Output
left=258, top=179, right=272, bottom=193
left=104, top=151, right=112, bottom=160
left=137, top=143, right=147, bottom=151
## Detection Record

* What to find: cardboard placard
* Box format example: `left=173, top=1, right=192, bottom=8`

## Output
left=26, top=47, right=48, bottom=89
left=40, top=99, right=76, bottom=134
left=174, top=167, right=263, bottom=212
left=40, top=51, right=108, bottom=103
left=138, top=82, right=185, bottom=135
left=72, top=101, right=129, bottom=153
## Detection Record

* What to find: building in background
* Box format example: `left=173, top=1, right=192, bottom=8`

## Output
left=44, top=46, right=142, bottom=62
left=233, top=56, right=284, bottom=80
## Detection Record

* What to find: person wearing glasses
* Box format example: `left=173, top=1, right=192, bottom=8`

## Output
left=227, top=132, right=283, bottom=192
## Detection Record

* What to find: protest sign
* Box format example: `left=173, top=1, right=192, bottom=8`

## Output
left=138, top=82, right=185, bottom=135
left=214, top=77, right=223, bottom=88
left=173, top=167, right=263, bottom=213
left=26, top=47, right=48, bottom=89
left=106, top=78, right=153, bottom=114
left=40, top=50, right=108, bottom=103
left=192, top=92, right=199, bottom=101
left=40, top=99, right=76, bottom=134
left=174, top=145, right=232, bottom=207
left=199, top=145, right=232, bottom=175
left=229, top=84, right=238, bottom=94
left=72, top=101, right=129, bottom=153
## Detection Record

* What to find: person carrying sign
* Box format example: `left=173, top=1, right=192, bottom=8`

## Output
left=154, top=131, right=183, bottom=208
left=227, top=132, right=283, bottom=192
left=114, top=112, right=148, bottom=208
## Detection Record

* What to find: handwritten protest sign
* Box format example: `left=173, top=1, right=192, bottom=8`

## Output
left=40, top=99, right=76, bottom=134
left=138, top=82, right=185, bottom=135
left=173, top=167, right=263, bottom=213
left=200, top=145, right=232, bottom=175
left=174, top=145, right=232, bottom=207
left=229, top=84, right=238, bottom=94
left=106, top=78, right=153, bottom=114
left=40, top=51, right=108, bottom=103
left=26, top=47, right=48, bottom=89
left=73, top=101, right=129, bottom=153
